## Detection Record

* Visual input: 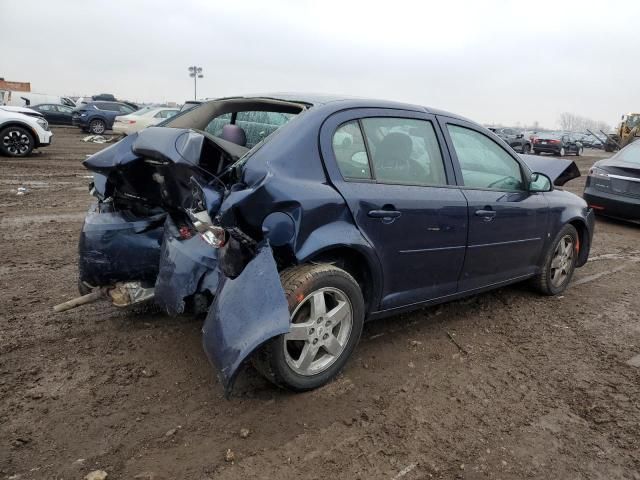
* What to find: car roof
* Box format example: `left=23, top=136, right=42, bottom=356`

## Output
left=210, top=92, right=472, bottom=123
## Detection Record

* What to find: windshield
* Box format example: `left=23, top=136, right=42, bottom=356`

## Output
left=625, top=114, right=640, bottom=128
left=616, top=141, right=640, bottom=164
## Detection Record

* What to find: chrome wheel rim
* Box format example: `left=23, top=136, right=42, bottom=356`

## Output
left=284, top=287, right=353, bottom=376
left=550, top=235, right=574, bottom=288
left=91, top=121, right=105, bottom=134
left=560, top=147, right=565, bottom=156
left=3, top=130, right=31, bottom=155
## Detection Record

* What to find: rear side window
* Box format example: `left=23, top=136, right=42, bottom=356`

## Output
left=333, top=121, right=372, bottom=180
left=361, top=117, right=447, bottom=186
left=447, top=125, right=524, bottom=191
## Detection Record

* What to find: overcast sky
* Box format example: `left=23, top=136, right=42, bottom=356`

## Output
left=1, top=0, right=638, bottom=128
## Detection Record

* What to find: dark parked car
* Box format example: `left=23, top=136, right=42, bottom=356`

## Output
left=533, top=132, right=583, bottom=156
left=72, top=101, right=137, bottom=134
left=584, top=140, right=640, bottom=221
left=79, top=94, right=594, bottom=393
left=488, top=127, right=532, bottom=153
left=29, top=103, right=74, bottom=125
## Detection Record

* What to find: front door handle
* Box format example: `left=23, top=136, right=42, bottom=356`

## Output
left=368, top=209, right=401, bottom=219
left=475, top=209, right=497, bottom=221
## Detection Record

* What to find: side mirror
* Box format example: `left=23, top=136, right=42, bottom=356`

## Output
left=529, top=172, right=552, bottom=192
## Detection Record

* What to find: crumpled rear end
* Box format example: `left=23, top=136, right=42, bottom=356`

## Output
left=153, top=217, right=220, bottom=316
left=78, top=203, right=165, bottom=288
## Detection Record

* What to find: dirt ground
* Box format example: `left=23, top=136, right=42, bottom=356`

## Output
left=1, top=128, right=639, bottom=480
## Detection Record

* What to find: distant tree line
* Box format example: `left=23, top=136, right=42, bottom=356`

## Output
left=558, top=112, right=610, bottom=133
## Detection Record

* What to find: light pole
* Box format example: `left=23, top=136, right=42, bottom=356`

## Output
left=188, top=66, right=203, bottom=100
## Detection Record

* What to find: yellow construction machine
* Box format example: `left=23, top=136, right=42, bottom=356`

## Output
left=601, top=113, right=640, bottom=152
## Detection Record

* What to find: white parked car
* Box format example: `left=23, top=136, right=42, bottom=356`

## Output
left=0, top=106, right=53, bottom=157
left=113, top=106, right=179, bottom=135
left=0, top=90, right=76, bottom=108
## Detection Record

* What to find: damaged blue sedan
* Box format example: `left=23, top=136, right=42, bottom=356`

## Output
left=79, top=94, right=594, bottom=393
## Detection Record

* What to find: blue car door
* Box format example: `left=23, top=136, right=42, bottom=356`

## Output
left=319, top=108, right=468, bottom=310
left=438, top=117, right=550, bottom=291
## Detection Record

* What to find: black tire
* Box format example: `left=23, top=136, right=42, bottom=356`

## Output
left=89, top=119, right=106, bottom=135
left=576, top=146, right=583, bottom=156
left=559, top=147, right=566, bottom=157
left=522, top=143, right=531, bottom=154
left=0, top=125, right=35, bottom=157
left=532, top=224, right=579, bottom=296
left=252, top=264, right=365, bottom=391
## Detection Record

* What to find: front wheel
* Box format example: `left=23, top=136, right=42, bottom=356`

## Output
left=559, top=147, right=566, bottom=156
left=576, top=146, right=583, bottom=156
left=0, top=126, right=34, bottom=157
left=532, top=224, right=579, bottom=295
left=252, top=264, right=364, bottom=391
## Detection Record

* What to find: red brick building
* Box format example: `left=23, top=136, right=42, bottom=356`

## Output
left=0, top=78, right=31, bottom=92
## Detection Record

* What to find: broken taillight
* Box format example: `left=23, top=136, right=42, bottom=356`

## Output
left=200, top=226, right=227, bottom=248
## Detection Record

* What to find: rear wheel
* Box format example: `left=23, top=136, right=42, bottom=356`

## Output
left=0, top=126, right=34, bottom=157
left=252, top=264, right=364, bottom=391
left=89, top=119, right=106, bottom=135
left=532, top=224, right=579, bottom=295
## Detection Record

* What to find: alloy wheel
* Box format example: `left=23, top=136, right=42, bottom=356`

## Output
left=550, top=234, right=574, bottom=288
left=90, top=120, right=105, bottom=134
left=2, top=129, right=31, bottom=155
left=283, top=287, right=353, bottom=376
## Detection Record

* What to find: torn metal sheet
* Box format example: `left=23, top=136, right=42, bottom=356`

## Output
left=202, top=242, right=289, bottom=393
left=78, top=204, right=165, bottom=287
left=521, top=155, right=581, bottom=186
left=109, top=281, right=155, bottom=307
left=153, top=218, right=220, bottom=316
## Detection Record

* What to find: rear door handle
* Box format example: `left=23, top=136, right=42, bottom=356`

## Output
left=475, top=209, right=496, bottom=221
left=368, top=209, right=401, bottom=219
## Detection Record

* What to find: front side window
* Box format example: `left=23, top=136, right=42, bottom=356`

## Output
left=361, top=117, right=447, bottom=186
left=447, top=124, right=524, bottom=191
left=38, top=104, right=54, bottom=112
left=332, top=121, right=371, bottom=180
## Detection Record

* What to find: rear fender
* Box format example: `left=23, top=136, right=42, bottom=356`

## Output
left=202, top=242, right=289, bottom=394
left=295, top=220, right=383, bottom=312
